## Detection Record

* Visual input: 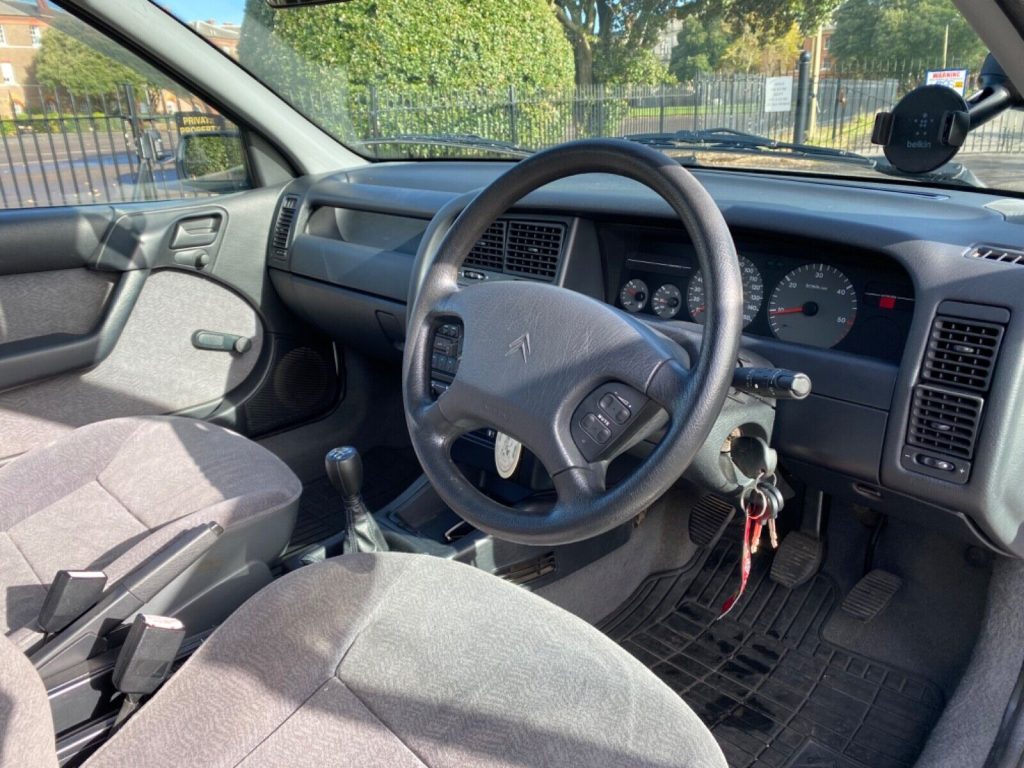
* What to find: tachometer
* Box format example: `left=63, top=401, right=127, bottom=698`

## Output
left=686, top=254, right=763, bottom=327
left=619, top=279, right=648, bottom=313
left=651, top=284, right=682, bottom=319
left=768, top=263, right=857, bottom=348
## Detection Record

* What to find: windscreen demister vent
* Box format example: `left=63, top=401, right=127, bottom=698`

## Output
left=921, top=316, right=1003, bottom=392
left=504, top=221, right=565, bottom=281
left=967, top=244, right=1024, bottom=265
left=271, top=195, right=299, bottom=260
left=907, top=385, right=983, bottom=459
left=464, top=220, right=507, bottom=272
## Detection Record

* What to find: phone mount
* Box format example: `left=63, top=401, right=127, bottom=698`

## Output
left=872, top=54, right=1022, bottom=174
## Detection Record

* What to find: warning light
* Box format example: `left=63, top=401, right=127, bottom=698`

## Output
left=879, top=296, right=897, bottom=310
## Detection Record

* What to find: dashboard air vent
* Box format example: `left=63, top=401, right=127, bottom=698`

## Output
left=504, top=221, right=565, bottom=281
left=921, top=316, right=1003, bottom=392
left=271, top=195, right=299, bottom=260
left=967, top=244, right=1024, bottom=265
left=907, top=385, right=983, bottom=459
left=464, top=220, right=507, bottom=272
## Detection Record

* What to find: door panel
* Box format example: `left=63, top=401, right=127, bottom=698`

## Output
left=0, top=191, right=341, bottom=461
left=0, top=269, right=116, bottom=344
left=0, top=270, right=264, bottom=460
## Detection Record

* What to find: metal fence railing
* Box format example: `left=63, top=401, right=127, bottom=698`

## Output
left=1, top=84, right=219, bottom=209
left=3, top=60, right=1023, bottom=209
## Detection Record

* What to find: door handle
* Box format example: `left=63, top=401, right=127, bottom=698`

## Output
left=191, top=330, right=252, bottom=354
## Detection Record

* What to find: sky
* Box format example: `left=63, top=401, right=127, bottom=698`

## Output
left=158, top=0, right=246, bottom=26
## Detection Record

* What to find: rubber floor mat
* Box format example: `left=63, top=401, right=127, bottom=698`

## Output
left=286, top=446, right=421, bottom=552
left=613, top=536, right=945, bottom=768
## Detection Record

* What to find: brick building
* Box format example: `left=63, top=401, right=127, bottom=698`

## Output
left=0, top=0, right=52, bottom=117
left=186, top=19, right=240, bottom=60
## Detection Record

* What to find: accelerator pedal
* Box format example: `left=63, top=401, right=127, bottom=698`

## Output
left=842, top=569, right=902, bottom=621
left=769, top=531, right=824, bottom=589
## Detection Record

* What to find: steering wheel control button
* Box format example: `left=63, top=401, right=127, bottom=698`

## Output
left=430, top=321, right=463, bottom=397
left=598, top=393, right=632, bottom=425
left=580, top=413, right=612, bottom=444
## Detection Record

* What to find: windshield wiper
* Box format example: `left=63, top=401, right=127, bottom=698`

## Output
left=623, top=128, right=983, bottom=188
left=357, top=133, right=533, bottom=158
left=624, top=128, right=872, bottom=166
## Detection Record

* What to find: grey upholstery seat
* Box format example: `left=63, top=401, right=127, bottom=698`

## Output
left=0, top=416, right=302, bottom=650
left=69, top=553, right=724, bottom=767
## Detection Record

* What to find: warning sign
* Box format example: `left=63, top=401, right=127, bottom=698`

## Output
left=925, top=69, right=969, bottom=96
left=763, top=76, right=793, bottom=113
left=175, top=112, right=227, bottom=134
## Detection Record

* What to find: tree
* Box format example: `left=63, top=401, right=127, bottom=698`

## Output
left=239, top=0, right=575, bottom=148
left=553, top=0, right=837, bottom=85
left=669, top=14, right=733, bottom=80
left=829, top=0, right=986, bottom=70
left=719, top=20, right=803, bottom=73
left=670, top=12, right=803, bottom=80
left=33, top=28, right=151, bottom=98
left=551, top=1, right=678, bottom=85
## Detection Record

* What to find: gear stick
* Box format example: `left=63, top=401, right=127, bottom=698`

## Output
left=325, top=446, right=389, bottom=554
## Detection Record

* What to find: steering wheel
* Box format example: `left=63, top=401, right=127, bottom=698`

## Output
left=403, top=139, right=742, bottom=546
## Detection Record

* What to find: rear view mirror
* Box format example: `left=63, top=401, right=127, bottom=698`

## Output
left=175, top=131, right=250, bottom=194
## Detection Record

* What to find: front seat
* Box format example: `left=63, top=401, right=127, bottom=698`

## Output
left=0, top=416, right=302, bottom=650
left=0, top=553, right=726, bottom=768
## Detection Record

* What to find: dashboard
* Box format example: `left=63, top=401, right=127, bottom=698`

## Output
left=265, top=160, right=1024, bottom=562
left=600, top=225, right=914, bottom=363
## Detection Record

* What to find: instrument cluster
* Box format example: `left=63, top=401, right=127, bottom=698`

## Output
left=605, top=227, right=914, bottom=362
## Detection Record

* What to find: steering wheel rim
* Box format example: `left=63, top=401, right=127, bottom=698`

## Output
left=403, top=139, right=743, bottom=546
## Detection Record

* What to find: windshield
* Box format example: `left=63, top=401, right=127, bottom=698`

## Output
left=159, top=0, right=1024, bottom=192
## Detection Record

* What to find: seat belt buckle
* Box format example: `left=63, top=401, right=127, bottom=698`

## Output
left=111, top=614, right=186, bottom=731
left=37, top=570, right=108, bottom=635
left=113, top=614, right=186, bottom=697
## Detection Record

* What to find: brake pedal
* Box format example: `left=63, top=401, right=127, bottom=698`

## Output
left=842, top=570, right=902, bottom=621
left=769, top=531, right=823, bottom=588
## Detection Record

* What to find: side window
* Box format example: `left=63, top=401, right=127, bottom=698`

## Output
left=0, top=3, right=252, bottom=210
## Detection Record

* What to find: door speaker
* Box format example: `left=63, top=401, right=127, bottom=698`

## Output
left=242, top=336, right=339, bottom=436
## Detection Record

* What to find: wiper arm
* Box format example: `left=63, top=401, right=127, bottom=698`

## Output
left=358, top=133, right=533, bottom=158
left=624, top=128, right=871, bottom=165
left=625, top=128, right=983, bottom=187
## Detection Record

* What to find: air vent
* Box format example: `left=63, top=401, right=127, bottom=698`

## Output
left=504, top=221, right=565, bottom=281
left=464, top=220, right=506, bottom=272
left=270, top=195, right=299, bottom=260
left=907, top=385, right=983, bottom=459
left=922, top=316, right=1003, bottom=392
left=967, top=244, right=1024, bottom=265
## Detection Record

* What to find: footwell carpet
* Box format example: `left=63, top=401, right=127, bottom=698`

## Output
left=607, top=536, right=945, bottom=768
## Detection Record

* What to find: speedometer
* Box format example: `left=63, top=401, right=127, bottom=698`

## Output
left=768, top=264, right=857, bottom=348
left=686, top=254, right=763, bottom=328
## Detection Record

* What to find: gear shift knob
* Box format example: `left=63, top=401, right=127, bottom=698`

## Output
left=325, top=446, right=363, bottom=501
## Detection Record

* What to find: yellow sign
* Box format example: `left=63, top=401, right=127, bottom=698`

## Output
left=175, top=112, right=227, bottom=135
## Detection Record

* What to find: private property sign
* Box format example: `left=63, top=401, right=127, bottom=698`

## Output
left=764, top=76, right=794, bottom=113
left=175, top=112, right=228, bottom=134
left=925, top=69, right=969, bottom=95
